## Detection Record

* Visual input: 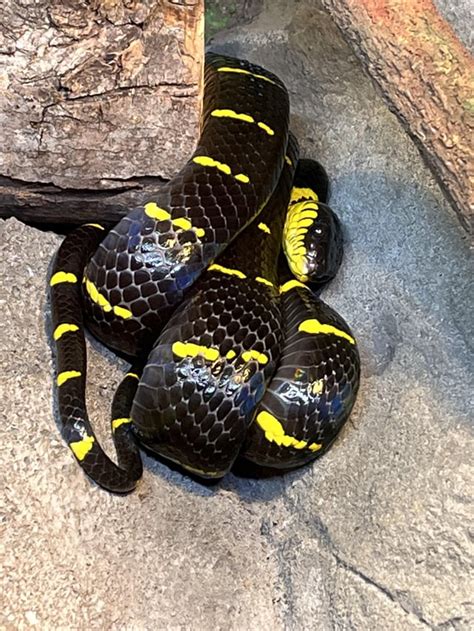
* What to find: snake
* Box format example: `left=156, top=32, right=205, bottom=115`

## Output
left=50, top=53, right=360, bottom=492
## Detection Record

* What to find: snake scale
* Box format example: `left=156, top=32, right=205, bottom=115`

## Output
left=50, top=53, right=360, bottom=492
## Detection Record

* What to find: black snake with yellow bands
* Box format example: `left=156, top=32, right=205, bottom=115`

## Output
left=50, top=53, right=360, bottom=492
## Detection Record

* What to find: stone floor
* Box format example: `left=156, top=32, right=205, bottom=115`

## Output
left=1, top=1, right=472, bottom=629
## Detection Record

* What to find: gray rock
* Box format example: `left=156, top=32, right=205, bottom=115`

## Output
left=435, top=0, right=474, bottom=53
left=0, top=218, right=283, bottom=629
left=2, top=1, right=473, bottom=629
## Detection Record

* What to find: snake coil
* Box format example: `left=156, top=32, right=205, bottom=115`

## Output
left=50, top=53, right=360, bottom=492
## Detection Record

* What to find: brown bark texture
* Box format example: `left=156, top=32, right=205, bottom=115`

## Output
left=321, top=0, right=474, bottom=235
left=0, top=0, right=204, bottom=226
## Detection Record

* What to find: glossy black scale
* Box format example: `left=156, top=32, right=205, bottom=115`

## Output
left=83, top=53, right=290, bottom=357
left=50, top=225, right=142, bottom=491
left=130, top=136, right=300, bottom=478
left=300, top=202, right=343, bottom=290
left=50, top=53, right=361, bottom=492
left=241, top=164, right=359, bottom=469
left=241, top=286, right=360, bottom=469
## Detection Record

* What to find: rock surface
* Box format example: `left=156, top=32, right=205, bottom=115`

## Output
left=0, top=0, right=202, bottom=188
left=1, top=1, right=473, bottom=629
left=318, top=0, right=473, bottom=234
left=0, top=0, right=203, bottom=226
left=435, top=0, right=473, bottom=52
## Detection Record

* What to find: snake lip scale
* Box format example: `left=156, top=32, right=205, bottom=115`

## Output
left=50, top=53, right=360, bottom=492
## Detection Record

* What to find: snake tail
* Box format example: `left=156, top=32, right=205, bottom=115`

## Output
left=50, top=224, right=143, bottom=492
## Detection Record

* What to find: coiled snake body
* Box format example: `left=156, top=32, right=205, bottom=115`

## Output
left=50, top=54, right=360, bottom=492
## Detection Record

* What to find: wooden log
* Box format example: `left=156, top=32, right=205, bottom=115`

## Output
left=0, top=0, right=204, bottom=226
left=321, top=0, right=474, bottom=234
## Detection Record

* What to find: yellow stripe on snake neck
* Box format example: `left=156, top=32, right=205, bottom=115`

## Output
left=211, top=109, right=255, bottom=123
left=279, top=279, right=308, bottom=294
left=111, top=417, right=132, bottom=431
left=298, top=319, right=356, bottom=344
left=126, top=372, right=140, bottom=380
left=256, top=411, right=322, bottom=451
left=172, top=341, right=220, bottom=362
left=255, top=277, right=274, bottom=287
left=144, top=203, right=171, bottom=221
left=257, top=121, right=274, bottom=136
left=114, top=306, right=133, bottom=319
left=171, top=217, right=205, bottom=238
left=258, top=222, right=271, bottom=234
left=208, top=264, right=247, bottom=279
left=211, top=109, right=274, bottom=136
left=283, top=199, right=319, bottom=282
left=172, top=217, right=193, bottom=231
left=290, top=187, right=319, bottom=205
left=53, top=323, right=79, bottom=341
left=235, top=173, right=250, bottom=183
left=50, top=271, right=77, bottom=286
left=193, top=156, right=250, bottom=184
left=145, top=203, right=205, bottom=238
left=69, top=435, right=95, bottom=461
left=195, top=157, right=231, bottom=174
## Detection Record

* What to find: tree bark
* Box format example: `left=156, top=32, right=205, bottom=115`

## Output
left=0, top=0, right=204, bottom=226
left=321, top=0, right=474, bottom=235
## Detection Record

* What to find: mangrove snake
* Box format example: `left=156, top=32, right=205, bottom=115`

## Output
left=50, top=53, right=360, bottom=492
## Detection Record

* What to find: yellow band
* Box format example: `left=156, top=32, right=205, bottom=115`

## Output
left=256, top=411, right=322, bottom=452
left=50, top=271, right=77, bottom=286
left=57, top=370, right=81, bottom=386
left=53, top=323, right=79, bottom=341
left=298, top=319, right=356, bottom=345
left=111, top=417, right=132, bottom=431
